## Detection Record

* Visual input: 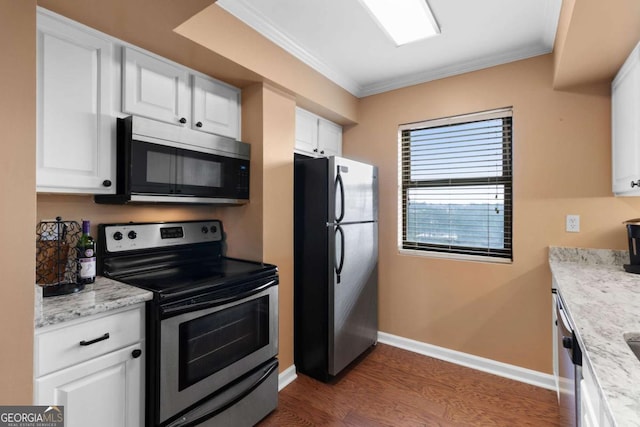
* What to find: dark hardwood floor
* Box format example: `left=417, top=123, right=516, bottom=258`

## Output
left=258, top=344, right=563, bottom=426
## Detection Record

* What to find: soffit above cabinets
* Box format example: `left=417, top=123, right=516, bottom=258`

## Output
left=216, top=0, right=562, bottom=97
left=553, top=0, right=640, bottom=90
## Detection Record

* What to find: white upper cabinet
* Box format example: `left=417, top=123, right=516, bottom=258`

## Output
left=612, top=41, right=640, bottom=196
left=295, top=107, right=342, bottom=157
left=36, top=10, right=116, bottom=194
left=192, top=75, right=241, bottom=139
left=122, top=47, right=191, bottom=127
left=318, top=117, right=343, bottom=158
left=123, top=48, right=241, bottom=140
left=295, top=108, right=320, bottom=155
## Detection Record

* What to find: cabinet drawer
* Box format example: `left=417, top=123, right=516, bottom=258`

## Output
left=35, top=306, right=143, bottom=377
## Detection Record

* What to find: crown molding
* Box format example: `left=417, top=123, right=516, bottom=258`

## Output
left=359, top=45, right=554, bottom=97
left=216, top=0, right=363, bottom=96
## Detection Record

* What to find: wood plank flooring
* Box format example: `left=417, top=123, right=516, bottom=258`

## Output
left=258, top=344, right=563, bottom=426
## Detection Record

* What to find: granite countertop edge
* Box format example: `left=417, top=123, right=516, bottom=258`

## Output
left=35, top=276, right=153, bottom=329
left=549, top=246, right=640, bottom=427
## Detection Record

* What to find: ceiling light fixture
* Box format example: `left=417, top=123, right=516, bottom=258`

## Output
left=359, top=0, right=440, bottom=46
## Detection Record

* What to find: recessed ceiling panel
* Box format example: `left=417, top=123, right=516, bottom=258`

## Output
left=217, top=0, right=562, bottom=97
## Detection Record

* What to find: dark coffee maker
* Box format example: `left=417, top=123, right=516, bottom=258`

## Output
left=624, top=219, right=640, bottom=273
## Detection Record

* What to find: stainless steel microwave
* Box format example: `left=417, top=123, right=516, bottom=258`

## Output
left=95, top=116, right=250, bottom=205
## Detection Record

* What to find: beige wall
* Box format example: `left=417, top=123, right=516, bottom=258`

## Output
left=0, top=0, right=36, bottom=404
left=215, top=83, right=296, bottom=369
left=343, top=54, right=640, bottom=373
left=260, top=85, right=295, bottom=370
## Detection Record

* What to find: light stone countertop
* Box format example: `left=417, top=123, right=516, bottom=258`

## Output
left=549, top=247, right=640, bottom=427
left=35, top=276, right=153, bottom=329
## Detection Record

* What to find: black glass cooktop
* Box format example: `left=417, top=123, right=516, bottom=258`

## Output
left=113, top=258, right=277, bottom=295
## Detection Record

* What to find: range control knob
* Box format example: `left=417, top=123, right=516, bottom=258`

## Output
left=113, top=231, right=123, bottom=241
left=210, top=225, right=218, bottom=234
left=128, top=230, right=137, bottom=240
left=201, top=226, right=209, bottom=234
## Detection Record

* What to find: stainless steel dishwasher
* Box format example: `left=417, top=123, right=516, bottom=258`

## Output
left=555, top=290, right=582, bottom=426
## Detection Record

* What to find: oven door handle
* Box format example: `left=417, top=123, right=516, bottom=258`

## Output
left=160, top=279, right=278, bottom=317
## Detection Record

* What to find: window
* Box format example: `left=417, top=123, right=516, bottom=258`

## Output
left=399, top=108, right=513, bottom=261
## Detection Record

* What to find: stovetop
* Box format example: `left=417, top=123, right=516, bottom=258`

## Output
left=113, top=257, right=276, bottom=295
left=98, top=220, right=277, bottom=297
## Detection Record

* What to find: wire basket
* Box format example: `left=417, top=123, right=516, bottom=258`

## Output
left=36, top=217, right=84, bottom=297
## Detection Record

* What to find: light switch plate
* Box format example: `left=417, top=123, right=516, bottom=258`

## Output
left=566, top=214, right=580, bottom=233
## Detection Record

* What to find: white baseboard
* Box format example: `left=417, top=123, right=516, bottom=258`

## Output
left=278, top=364, right=297, bottom=391
left=377, top=331, right=556, bottom=391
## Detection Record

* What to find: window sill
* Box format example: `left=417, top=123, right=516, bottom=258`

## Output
left=398, top=248, right=513, bottom=264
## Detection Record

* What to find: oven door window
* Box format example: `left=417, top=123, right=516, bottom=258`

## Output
left=178, top=295, right=269, bottom=390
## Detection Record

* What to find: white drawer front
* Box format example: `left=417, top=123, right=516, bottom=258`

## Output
left=35, top=306, right=143, bottom=377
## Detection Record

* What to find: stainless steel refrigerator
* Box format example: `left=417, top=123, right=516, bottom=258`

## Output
left=294, top=155, right=378, bottom=382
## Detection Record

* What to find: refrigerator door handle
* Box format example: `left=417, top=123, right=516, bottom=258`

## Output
left=335, top=171, right=345, bottom=223
left=335, top=225, right=345, bottom=284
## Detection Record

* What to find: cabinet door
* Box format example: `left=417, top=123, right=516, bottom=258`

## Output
left=612, top=45, right=640, bottom=195
left=318, top=118, right=342, bottom=157
left=192, top=75, right=240, bottom=139
left=35, top=343, right=143, bottom=427
left=123, top=47, right=190, bottom=126
left=295, top=108, right=320, bottom=156
left=36, top=11, right=115, bottom=194
left=581, top=378, right=598, bottom=427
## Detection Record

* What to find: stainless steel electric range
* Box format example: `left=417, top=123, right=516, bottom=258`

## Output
left=97, top=220, right=279, bottom=427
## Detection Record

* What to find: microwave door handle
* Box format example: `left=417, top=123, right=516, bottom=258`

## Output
left=173, top=155, right=182, bottom=194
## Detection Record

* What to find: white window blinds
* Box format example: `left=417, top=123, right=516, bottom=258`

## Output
left=399, top=108, right=513, bottom=260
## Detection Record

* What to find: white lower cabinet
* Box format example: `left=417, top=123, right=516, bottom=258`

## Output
left=581, top=360, right=614, bottom=427
left=581, top=378, right=598, bottom=427
left=35, top=344, right=143, bottom=427
left=34, top=305, right=144, bottom=427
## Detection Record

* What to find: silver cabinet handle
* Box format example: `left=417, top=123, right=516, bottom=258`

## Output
left=632, top=180, right=640, bottom=188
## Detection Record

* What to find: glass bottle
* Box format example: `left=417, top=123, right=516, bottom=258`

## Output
left=76, top=220, right=96, bottom=284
